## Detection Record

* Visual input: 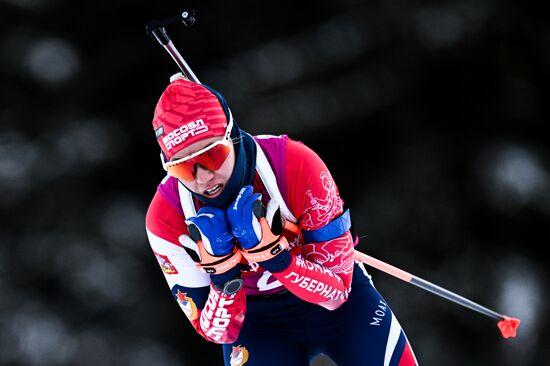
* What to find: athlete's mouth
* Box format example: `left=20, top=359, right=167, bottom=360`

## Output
left=204, top=184, right=223, bottom=196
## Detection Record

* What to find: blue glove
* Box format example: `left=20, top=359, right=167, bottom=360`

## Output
left=185, top=206, right=234, bottom=256
left=183, top=206, right=243, bottom=281
left=227, top=185, right=291, bottom=272
left=227, top=185, right=263, bottom=249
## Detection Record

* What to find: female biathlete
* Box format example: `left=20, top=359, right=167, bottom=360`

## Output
left=145, top=75, right=418, bottom=366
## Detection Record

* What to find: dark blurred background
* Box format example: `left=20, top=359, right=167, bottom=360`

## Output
left=1, top=1, right=548, bottom=365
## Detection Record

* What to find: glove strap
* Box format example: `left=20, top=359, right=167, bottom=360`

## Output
left=240, top=217, right=289, bottom=262
left=195, top=239, right=243, bottom=274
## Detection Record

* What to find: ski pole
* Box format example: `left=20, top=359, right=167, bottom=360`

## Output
left=353, top=250, right=520, bottom=338
left=145, top=10, right=201, bottom=83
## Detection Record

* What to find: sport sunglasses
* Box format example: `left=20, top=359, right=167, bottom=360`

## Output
left=161, top=111, right=234, bottom=182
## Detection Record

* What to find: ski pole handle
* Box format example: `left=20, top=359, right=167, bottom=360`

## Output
left=145, top=10, right=201, bottom=83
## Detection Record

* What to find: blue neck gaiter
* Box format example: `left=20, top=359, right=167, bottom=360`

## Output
left=188, top=124, right=256, bottom=208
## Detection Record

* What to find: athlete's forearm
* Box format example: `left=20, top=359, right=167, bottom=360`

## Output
left=270, top=233, right=355, bottom=310
left=189, top=285, right=247, bottom=344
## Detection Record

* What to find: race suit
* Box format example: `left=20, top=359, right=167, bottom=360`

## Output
left=145, top=134, right=417, bottom=366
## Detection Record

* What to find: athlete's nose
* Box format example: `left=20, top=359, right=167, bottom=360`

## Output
left=194, top=164, right=215, bottom=185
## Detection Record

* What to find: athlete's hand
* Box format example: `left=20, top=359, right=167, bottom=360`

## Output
left=226, top=185, right=263, bottom=249
left=181, top=206, right=242, bottom=274
left=186, top=206, right=235, bottom=255
left=227, top=186, right=290, bottom=268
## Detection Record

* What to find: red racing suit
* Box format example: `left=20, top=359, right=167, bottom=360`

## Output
left=145, top=134, right=355, bottom=344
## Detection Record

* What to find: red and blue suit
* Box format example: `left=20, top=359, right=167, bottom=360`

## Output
left=146, top=134, right=417, bottom=365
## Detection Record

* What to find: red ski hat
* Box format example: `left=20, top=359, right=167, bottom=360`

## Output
left=152, top=78, right=229, bottom=160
